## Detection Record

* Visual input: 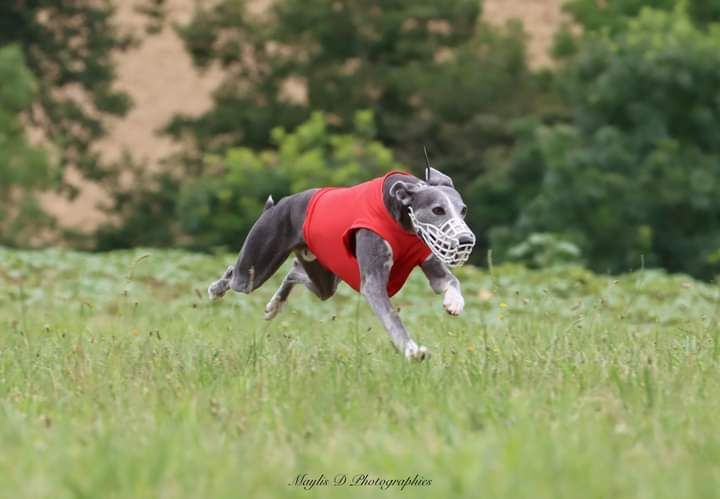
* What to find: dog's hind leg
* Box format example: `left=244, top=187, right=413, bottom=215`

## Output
left=208, top=265, right=235, bottom=300
left=264, top=254, right=339, bottom=320
left=209, top=196, right=278, bottom=300
left=296, top=253, right=339, bottom=300
left=264, top=258, right=309, bottom=320
left=221, top=189, right=317, bottom=296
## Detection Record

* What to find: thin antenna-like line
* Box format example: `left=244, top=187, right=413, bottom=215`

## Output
left=424, top=145, right=432, bottom=182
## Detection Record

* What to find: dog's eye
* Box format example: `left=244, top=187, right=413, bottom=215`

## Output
left=432, top=206, right=446, bottom=216
left=461, top=206, right=467, bottom=217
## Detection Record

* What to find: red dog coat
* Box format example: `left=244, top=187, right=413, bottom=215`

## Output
left=303, top=171, right=432, bottom=297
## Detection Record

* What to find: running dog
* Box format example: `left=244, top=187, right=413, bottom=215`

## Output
left=208, top=156, right=476, bottom=360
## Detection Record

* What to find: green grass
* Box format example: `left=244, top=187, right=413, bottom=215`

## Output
left=1, top=247, right=720, bottom=499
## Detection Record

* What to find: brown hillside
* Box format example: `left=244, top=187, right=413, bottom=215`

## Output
left=43, top=0, right=565, bottom=232
left=485, top=0, right=565, bottom=67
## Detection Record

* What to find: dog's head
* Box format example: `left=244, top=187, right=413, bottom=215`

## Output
left=391, top=165, right=476, bottom=266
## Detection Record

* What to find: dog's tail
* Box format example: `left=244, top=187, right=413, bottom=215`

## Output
left=263, top=195, right=275, bottom=211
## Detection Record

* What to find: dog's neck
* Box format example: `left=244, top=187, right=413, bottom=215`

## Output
left=383, top=174, right=422, bottom=234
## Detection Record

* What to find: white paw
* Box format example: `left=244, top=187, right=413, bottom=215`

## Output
left=443, top=286, right=464, bottom=316
left=264, top=295, right=285, bottom=320
left=404, top=341, right=430, bottom=361
left=208, top=281, right=226, bottom=300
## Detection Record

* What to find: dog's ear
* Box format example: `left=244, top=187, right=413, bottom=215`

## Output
left=425, top=167, right=454, bottom=188
left=391, top=181, right=422, bottom=207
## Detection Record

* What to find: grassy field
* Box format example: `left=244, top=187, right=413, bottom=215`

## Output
left=1, top=247, right=719, bottom=499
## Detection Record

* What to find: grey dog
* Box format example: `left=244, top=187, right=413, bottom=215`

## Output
left=207, top=164, right=475, bottom=360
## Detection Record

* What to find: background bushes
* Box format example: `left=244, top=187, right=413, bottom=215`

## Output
left=3, top=1, right=720, bottom=280
left=495, top=9, right=720, bottom=278
left=0, top=45, right=54, bottom=246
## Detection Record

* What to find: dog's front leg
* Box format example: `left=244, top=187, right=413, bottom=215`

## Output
left=420, top=255, right=464, bottom=316
left=355, top=229, right=429, bottom=361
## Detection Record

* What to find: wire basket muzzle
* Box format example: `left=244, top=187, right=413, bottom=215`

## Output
left=408, top=208, right=476, bottom=267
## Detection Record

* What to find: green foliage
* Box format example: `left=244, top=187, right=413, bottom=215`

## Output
left=3, top=247, right=720, bottom=497
left=174, top=0, right=479, bottom=145
left=0, top=1, right=133, bottom=186
left=555, top=0, right=720, bottom=58
left=463, top=116, right=552, bottom=259
left=169, top=0, right=552, bottom=208
left=506, top=233, right=583, bottom=269
left=0, top=45, right=54, bottom=246
left=563, top=0, right=678, bottom=33
left=93, top=168, right=183, bottom=252
left=96, top=111, right=401, bottom=251
left=178, top=110, right=400, bottom=250
left=499, top=9, right=720, bottom=279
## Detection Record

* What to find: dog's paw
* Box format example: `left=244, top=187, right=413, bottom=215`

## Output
left=443, top=286, right=464, bottom=316
left=404, top=341, right=430, bottom=362
left=208, top=266, right=234, bottom=300
left=208, top=281, right=227, bottom=300
left=264, top=295, right=285, bottom=320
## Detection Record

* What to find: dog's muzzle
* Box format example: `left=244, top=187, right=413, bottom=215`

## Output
left=408, top=208, right=476, bottom=267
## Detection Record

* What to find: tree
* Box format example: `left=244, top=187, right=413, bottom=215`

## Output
left=554, top=0, right=720, bottom=58
left=167, top=0, right=554, bottom=255
left=95, top=110, right=401, bottom=251
left=0, top=44, right=54, bottom=246
left=0, top=1, right=133, bottom=192
left=498, top=9, right=720, bottom=279
left=172, top=0, right=482, bottom=152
